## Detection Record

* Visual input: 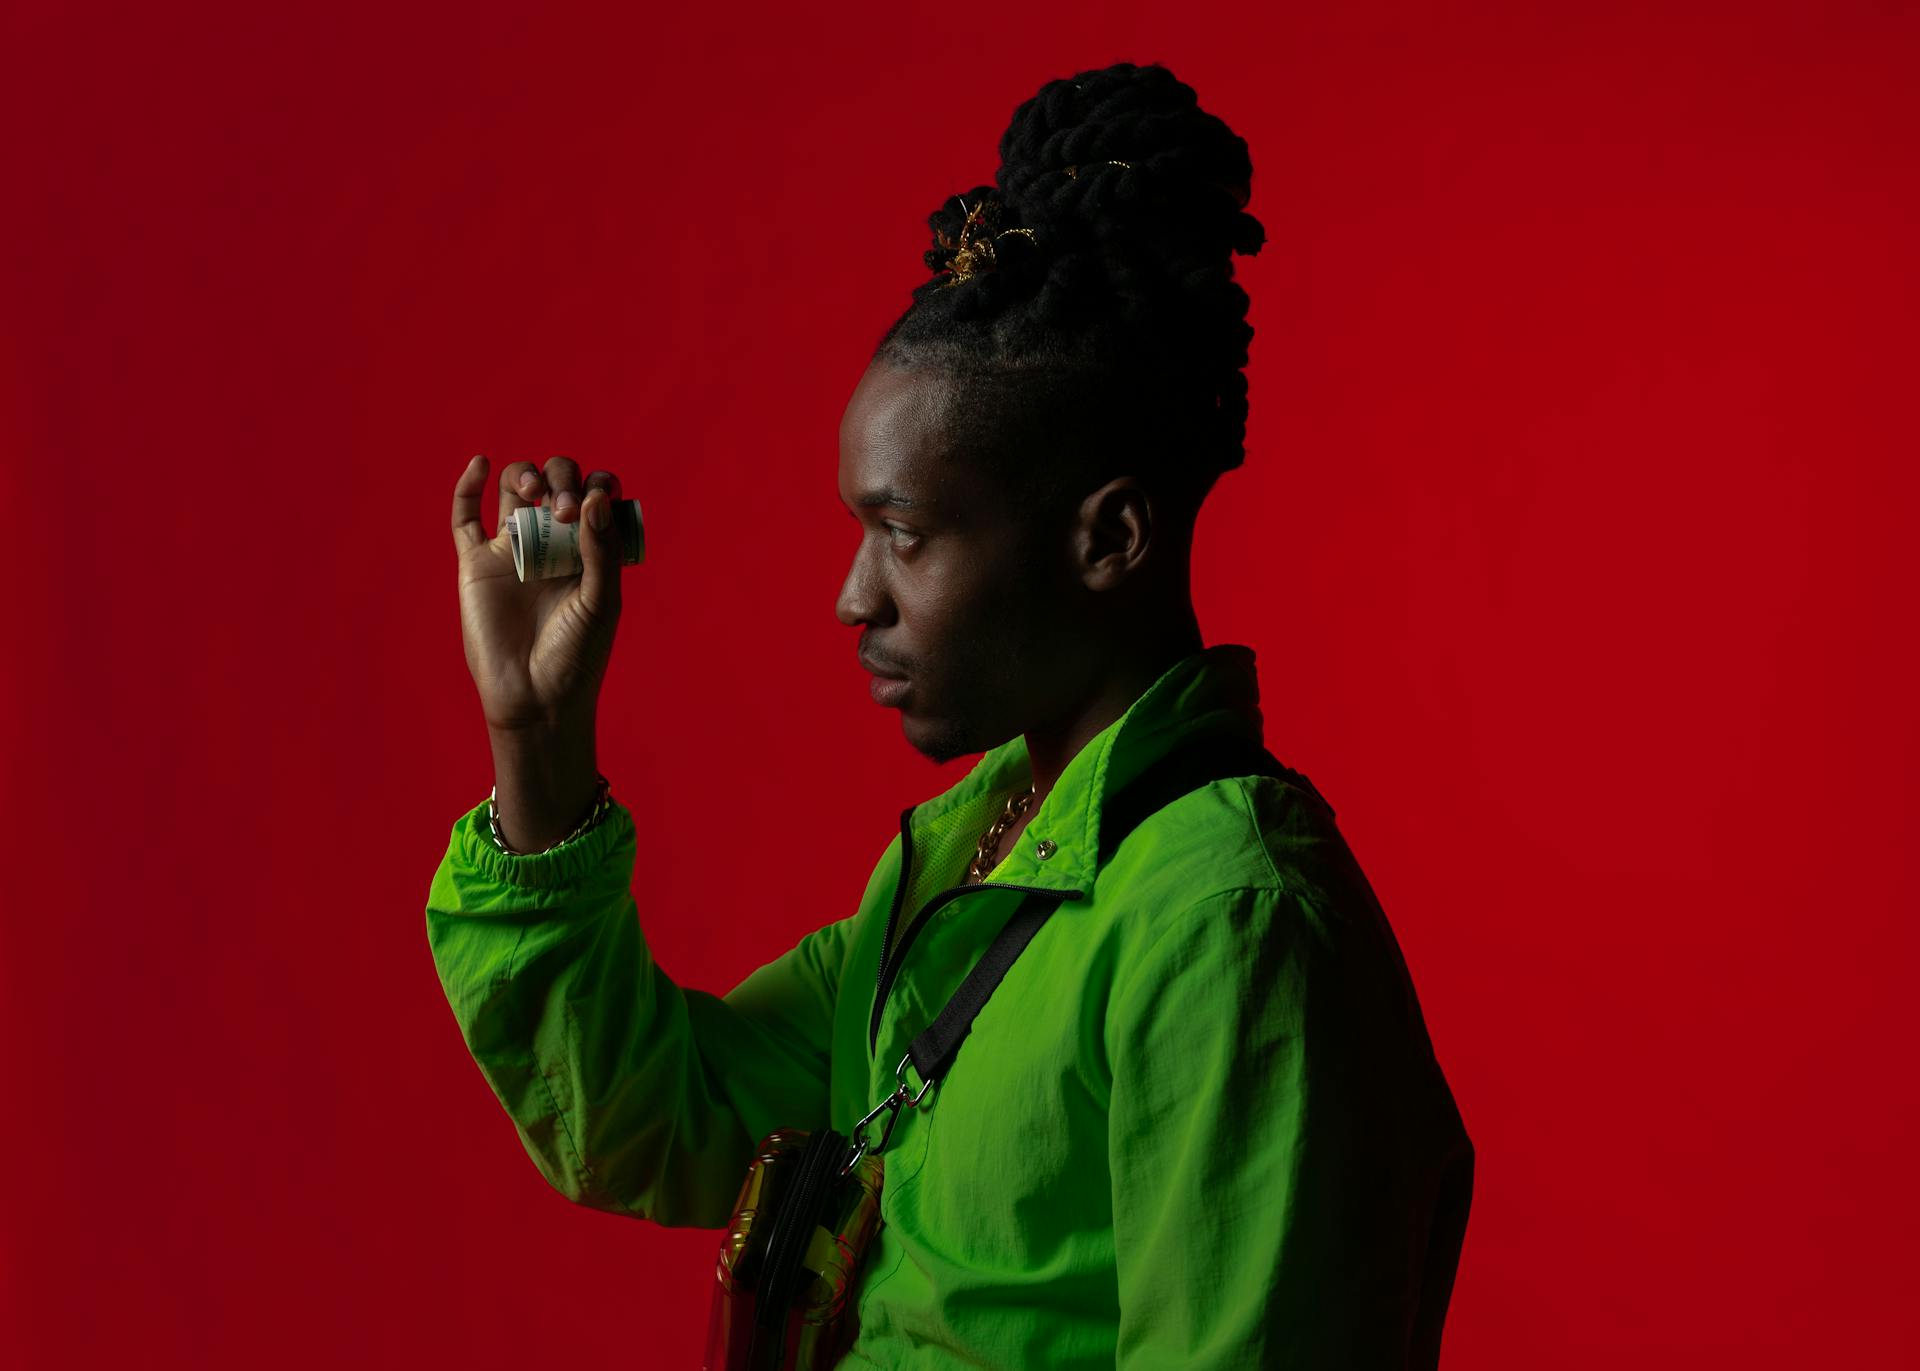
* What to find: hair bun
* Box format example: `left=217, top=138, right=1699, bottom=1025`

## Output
left=993, top=62, right=1263, bottom=265
left=879, top=61, right=1266, bottom=502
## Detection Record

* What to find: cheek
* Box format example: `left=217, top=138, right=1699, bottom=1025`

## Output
left=908, top=559, right=1012, bottom=638
left=897, top=531, right=1054, bottom=665
left=918, top=582, right=1039, bottom=687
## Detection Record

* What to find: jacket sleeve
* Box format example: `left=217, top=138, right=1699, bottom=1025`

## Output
left=425, top=794, right=855, bottom=1229
left=1106, top=884, right=1466, bottom=1369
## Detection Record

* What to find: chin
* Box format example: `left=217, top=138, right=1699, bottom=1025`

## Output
left=901, top=708, right=1010, bottom=768
left=901, top=712, right=977, bottom=767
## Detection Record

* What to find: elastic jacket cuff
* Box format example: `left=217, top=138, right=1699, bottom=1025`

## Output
left=449, top=793, right=636, bottom=892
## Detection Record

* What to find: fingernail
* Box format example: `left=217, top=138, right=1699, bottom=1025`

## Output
left=555, top=491, right=579, bottom=514
left=589, top=494, right=609, bottom=531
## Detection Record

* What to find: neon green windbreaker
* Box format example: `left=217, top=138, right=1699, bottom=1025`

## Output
left=425, top=644, right=1473, bottom=1367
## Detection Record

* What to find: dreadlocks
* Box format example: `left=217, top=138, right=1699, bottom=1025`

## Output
left=872, top=61, right=1266, bottom=532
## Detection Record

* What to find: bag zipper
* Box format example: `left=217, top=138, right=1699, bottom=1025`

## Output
left=750, top=1128, right=844, bottom=1366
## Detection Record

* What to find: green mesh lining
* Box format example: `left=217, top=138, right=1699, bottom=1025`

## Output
left=900, top=786, right=1026, bottom=921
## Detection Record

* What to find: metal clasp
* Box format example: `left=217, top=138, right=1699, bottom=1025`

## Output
left=895, top=1051, right=936, bottom=1108
left=839, top=1053, right=940, bottom=1176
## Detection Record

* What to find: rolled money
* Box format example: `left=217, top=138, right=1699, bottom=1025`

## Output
left=509, top=499, right=645, bottom=582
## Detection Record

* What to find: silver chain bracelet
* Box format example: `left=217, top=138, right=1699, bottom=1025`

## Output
left=487, top=772, right=613, bottom=855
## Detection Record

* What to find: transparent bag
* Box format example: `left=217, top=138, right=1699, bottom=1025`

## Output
left=703, top=1127, right=885, bottom=1371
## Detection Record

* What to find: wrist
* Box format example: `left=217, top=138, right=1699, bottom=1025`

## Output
left=487, top=724, right=600, bottom=852
left=489, top=772, right=611, bottom=856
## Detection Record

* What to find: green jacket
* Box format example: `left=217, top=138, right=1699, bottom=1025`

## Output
left=426, top=644, right=1473, bottom=1368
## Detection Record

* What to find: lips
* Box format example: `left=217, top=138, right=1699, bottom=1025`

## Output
left=861, top=648, right=910, bottom=707
left=869, top=674, right=910, bottom=707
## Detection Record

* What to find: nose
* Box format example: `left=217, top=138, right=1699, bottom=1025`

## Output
left=835, top=543, right=890, bottom=627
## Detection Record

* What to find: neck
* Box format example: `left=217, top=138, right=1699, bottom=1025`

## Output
left=1022, top=611, right=1204, bottom=807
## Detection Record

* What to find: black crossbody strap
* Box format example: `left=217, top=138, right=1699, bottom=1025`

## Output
left=903, top=732, right=1333, bottom=1093
left=906, top=892, right=1057, bottom=1087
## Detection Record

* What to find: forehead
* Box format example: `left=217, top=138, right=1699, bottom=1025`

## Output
left=838, top=361, right=974, bottom=510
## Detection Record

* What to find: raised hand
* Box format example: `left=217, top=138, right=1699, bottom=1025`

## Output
left=450, top=454, right=627, bottom=848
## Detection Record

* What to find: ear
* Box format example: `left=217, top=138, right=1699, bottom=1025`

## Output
left=1072, top=476, right=1156, bottom=592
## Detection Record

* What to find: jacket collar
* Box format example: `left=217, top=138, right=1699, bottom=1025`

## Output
left=902, top=643, right=1267, bottom=894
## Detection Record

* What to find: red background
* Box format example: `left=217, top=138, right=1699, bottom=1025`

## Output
left=5, top=1, right=1915, bottom=1365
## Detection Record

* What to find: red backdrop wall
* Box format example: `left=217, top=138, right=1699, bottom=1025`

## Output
left=5, top=1, right=1915, bottom=1365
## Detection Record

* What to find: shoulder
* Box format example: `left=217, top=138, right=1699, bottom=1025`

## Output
left=1095, top=771, right=1407, bottom=1000
left=1097, top=770, right=1363, bottom=916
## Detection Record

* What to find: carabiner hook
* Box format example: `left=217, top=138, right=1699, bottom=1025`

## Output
left=843, top=1086, right=903, bottom=1175
left=895, top=1052, right=936, bottom=1109
left=839, top=1056, right=941, bottom=1176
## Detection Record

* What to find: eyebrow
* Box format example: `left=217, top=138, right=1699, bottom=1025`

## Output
left=849, top=487, right=923, bottom=510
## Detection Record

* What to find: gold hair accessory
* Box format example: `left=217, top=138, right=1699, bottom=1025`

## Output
left=933, top=163, right=1135, bottom=290
left=933, top=196, right=1035, bottom=289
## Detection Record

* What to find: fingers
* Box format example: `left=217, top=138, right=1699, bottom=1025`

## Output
left=476, top=455, right=621, bottom=554
left=583, top=468, right=620, bottom=505
left=498, top=459, right=546, bottom=528
left=543, top=455, right=584, bottom=523
left=576, top=486, right=622, bottom=619
left=452, top=455, right=491, bottom=552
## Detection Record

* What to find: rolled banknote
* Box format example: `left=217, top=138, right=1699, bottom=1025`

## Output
left=509, top=499, right=645, bottom=582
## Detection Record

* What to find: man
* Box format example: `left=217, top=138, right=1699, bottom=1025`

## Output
left=429, top=355, right=1473, bottom=1367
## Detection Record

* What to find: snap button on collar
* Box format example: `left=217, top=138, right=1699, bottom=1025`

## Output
left=1035, top=839, right=1057, bottom=860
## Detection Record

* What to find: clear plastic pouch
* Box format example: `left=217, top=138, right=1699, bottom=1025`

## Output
left=704, top=1128, right=885, bottom=1371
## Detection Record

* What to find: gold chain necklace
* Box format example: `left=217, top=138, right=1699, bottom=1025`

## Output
left=967, top=785, right=1036, bottom=884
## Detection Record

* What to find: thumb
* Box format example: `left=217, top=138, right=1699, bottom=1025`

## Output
left=577, top=489, right=623, bottom=619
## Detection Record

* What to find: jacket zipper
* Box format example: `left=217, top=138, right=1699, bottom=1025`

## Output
left=868, top=803, right=1083, bottom=1054
left=869, top=805, right=917, bottom=1047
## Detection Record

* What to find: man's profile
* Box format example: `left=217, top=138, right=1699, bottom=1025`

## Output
left=429, top=59, right=1472, bottom=1369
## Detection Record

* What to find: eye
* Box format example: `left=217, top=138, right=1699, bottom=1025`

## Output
left=884, top=522, right=920, bottom=550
